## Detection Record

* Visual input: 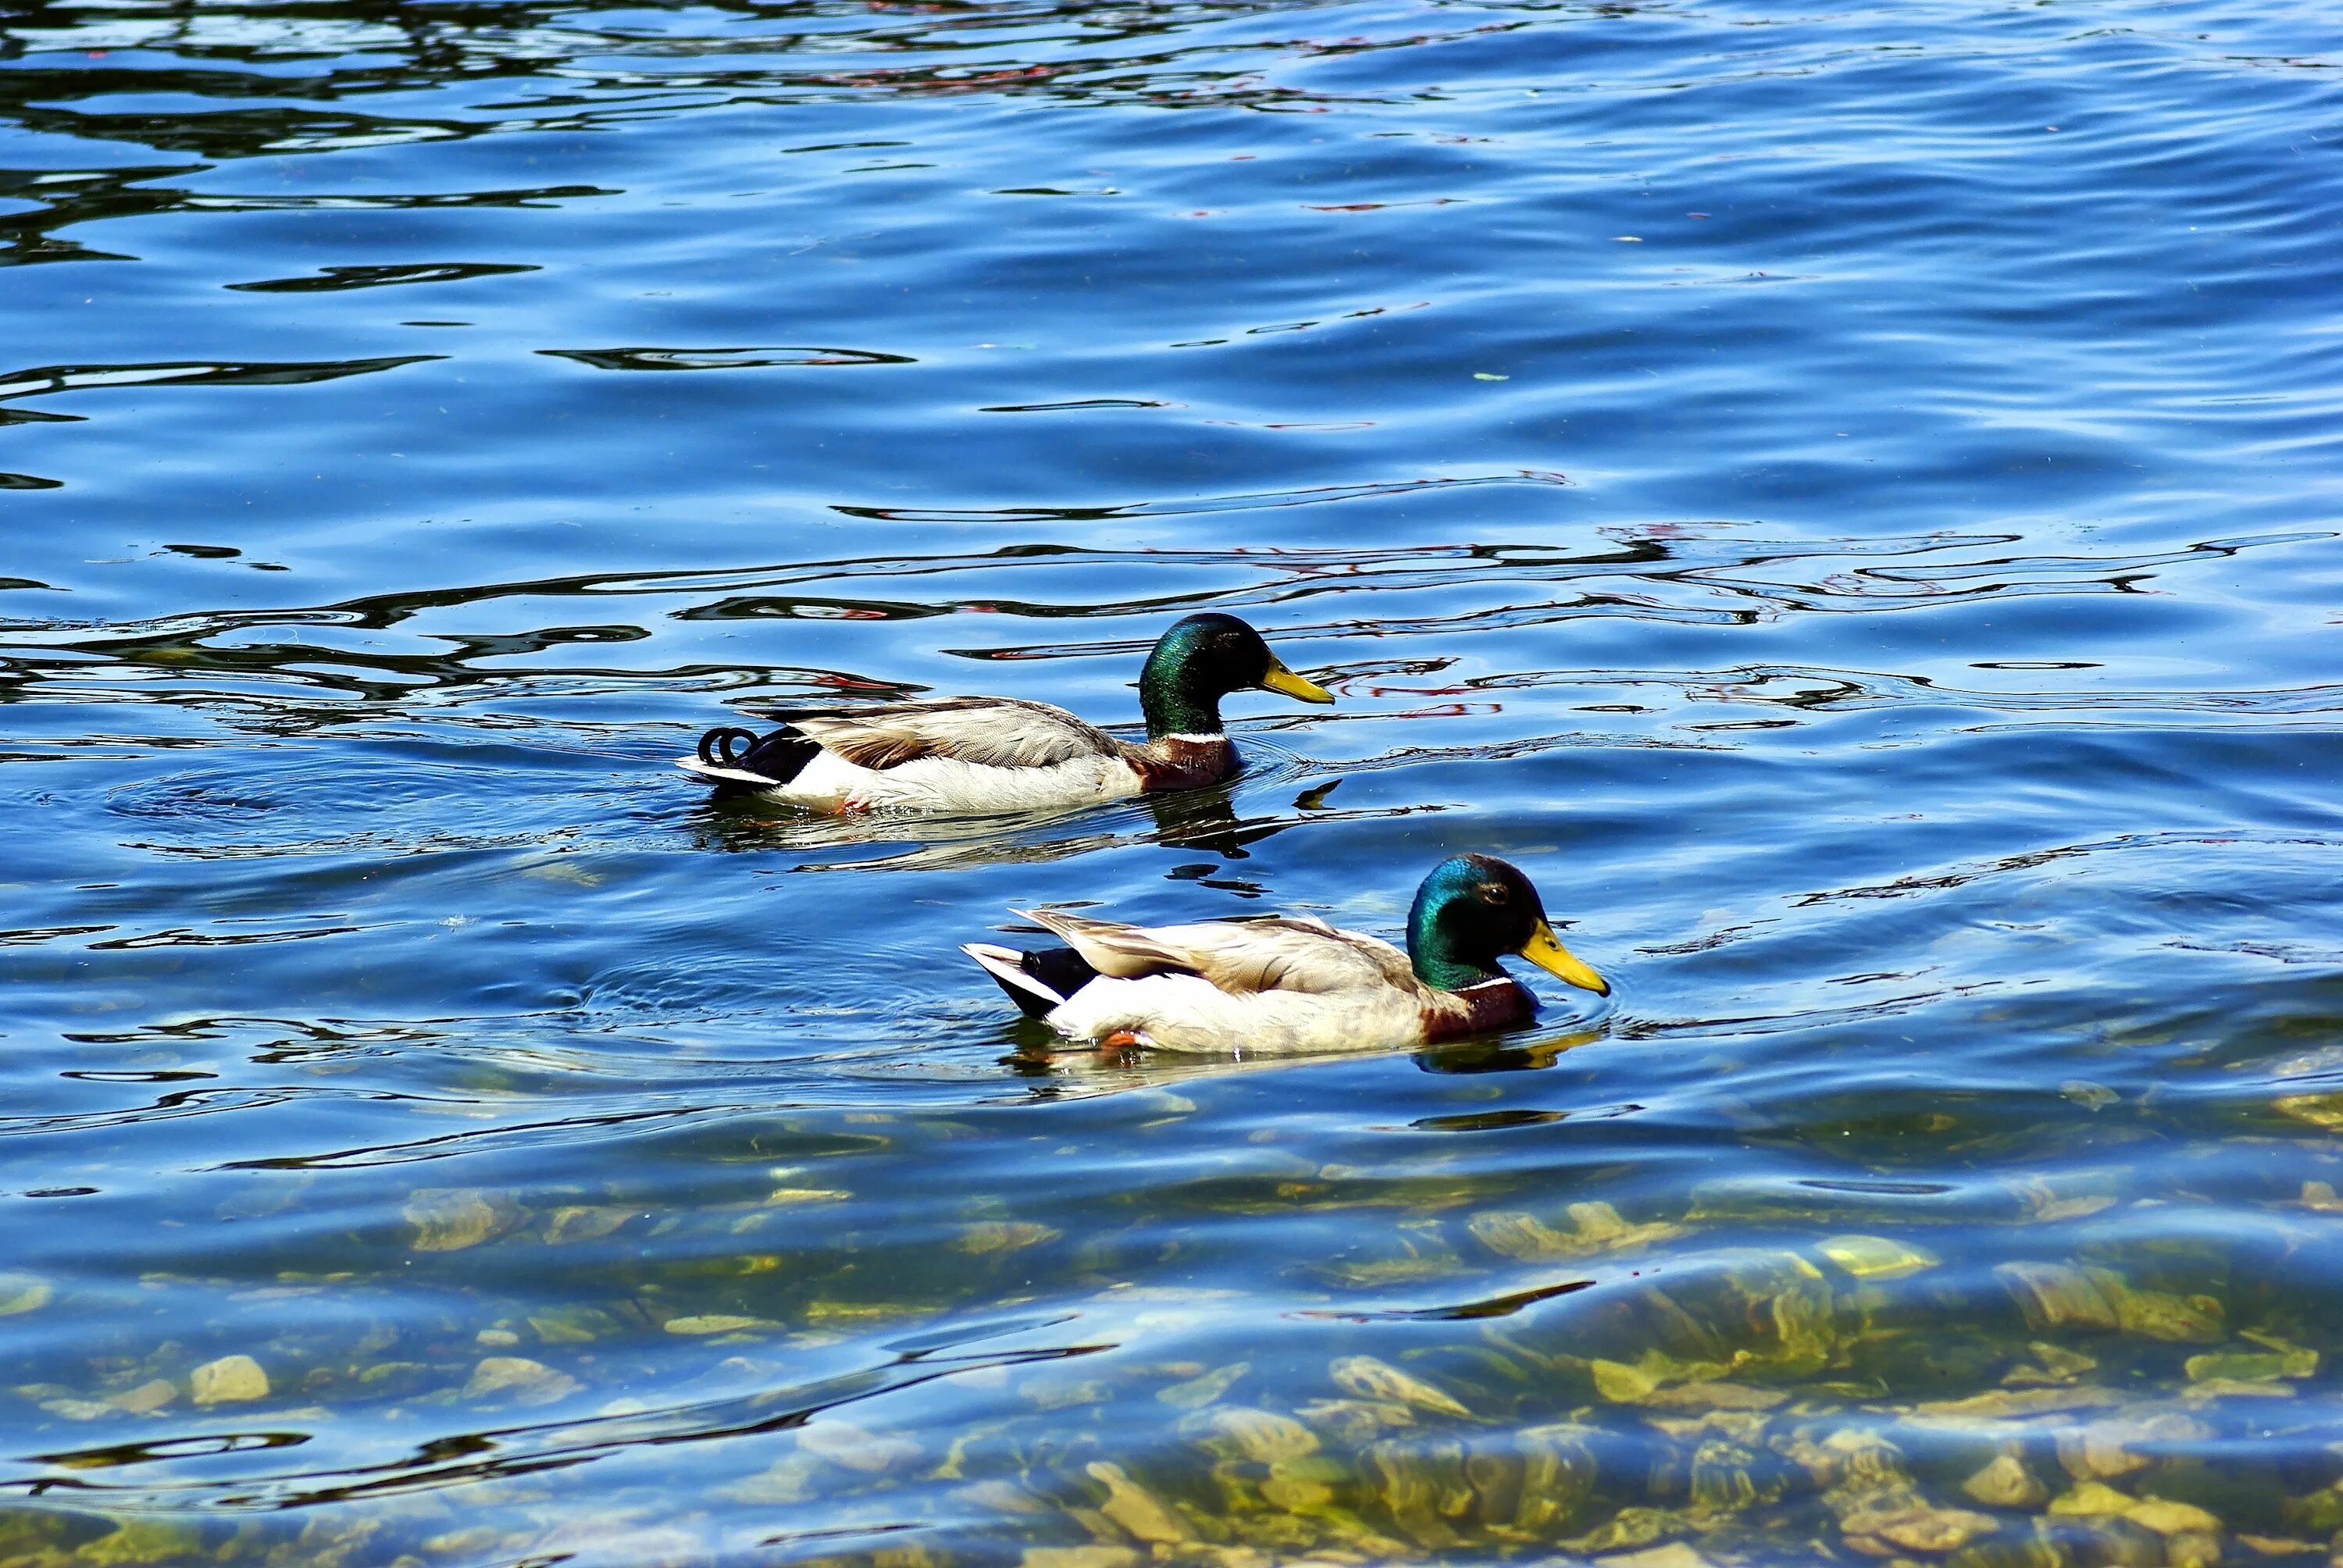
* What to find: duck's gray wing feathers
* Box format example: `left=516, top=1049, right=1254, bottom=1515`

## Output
left=1020, top=910, right=1413, bottom=996
left=786, top=698, right=1124, bottom=772
left=1018, top=909, right=1195, bottom=980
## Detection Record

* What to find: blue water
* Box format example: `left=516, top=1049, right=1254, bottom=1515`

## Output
left=4, top=0, right=2343, bottom=1562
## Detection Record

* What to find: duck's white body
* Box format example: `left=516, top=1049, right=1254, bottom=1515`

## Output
left=689, top=744, right=1145, bottom=814
left=1047, top=969, right=1443, bottom=1055
left=966, top=911, right=1532, bottom=1056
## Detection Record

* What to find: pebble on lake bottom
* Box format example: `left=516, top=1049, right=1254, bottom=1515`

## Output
left=402, top=1188, right=515, bottom=1253
left=662, top=1313, right=777, bottom=1335
left=0, top=1275, right=53, bottom=1317
left=1963, top=1454, right=2049, bottom=1509
left=797, top=1420, right=922, bottom=1475
left=189, top=1355, right=268, bottom=1406
left=1594, top=1545, right=1713, bottom=1568
left=109, top=1378, right=177, bottom=1415
left=1328, top=1356, right=1470, bottom=1417
left=463, top=1356, right=580, bottom=1406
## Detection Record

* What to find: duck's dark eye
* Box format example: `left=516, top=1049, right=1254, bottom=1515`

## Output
left=1480, top=883, right=1510, bottom=906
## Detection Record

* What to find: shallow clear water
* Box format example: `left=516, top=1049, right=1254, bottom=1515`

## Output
left=3, top=0, right=2343, bottom=1563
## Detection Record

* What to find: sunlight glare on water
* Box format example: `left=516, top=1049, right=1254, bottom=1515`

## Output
left=2, top=0, right=2342, bottom=1563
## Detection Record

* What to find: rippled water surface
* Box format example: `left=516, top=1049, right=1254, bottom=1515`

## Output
left=4, top=0, right=2343, bottom=1563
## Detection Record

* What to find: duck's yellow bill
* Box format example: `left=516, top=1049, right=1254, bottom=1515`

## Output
left=1518, top=919, right=1609, bottom=996
left=1260, top=657, right=1335, bottom=705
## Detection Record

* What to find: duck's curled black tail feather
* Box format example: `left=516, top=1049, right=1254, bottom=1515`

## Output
left=962, top=943, right=1099, bottom=1017
left=694, top=725, right=822, bottom=786
left=697, top=728, right=761, bottom=767
left=1018, top=948, right=1100, bottom=1010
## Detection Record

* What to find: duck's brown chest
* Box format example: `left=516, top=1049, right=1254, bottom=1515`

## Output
left=1421, top=979, right=1537, bottom=1042
left=1127, top=736, right=1239, bottom=793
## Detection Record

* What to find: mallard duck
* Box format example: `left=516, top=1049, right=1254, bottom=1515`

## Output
left=963, top=854, right=1608, bottom=1053
left=677, top=613, right=1332, bottom=813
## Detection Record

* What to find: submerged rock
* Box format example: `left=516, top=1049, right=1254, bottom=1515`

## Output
left=528, top=1306, right=619, bottom=1344
left=2282, top=1482, right=2343, bottom=1537
left=1020, top=1550, right=1140, bottom=1568
left=2055, top=1409, right=2213, bottom=1480
left=108, top=1379, right=177, bottom=1416
left=1912, top=1384, right=2121, bottom=1421
left=1840, top=1500, right=1996, bottom=1555
left=1592, top=1358, right=1662, bottom=1402
left=2088, top=1270, right=2224, bottom=1345
left=543, top=1205, right=633, bottom=1244
left=75, top=1519, right=203, bottom=1565
left=1963, top=1455, right=2050, bottom=1509
left=1810, top=1427, right=1914, bottom=1499
left=1514, top=1424, right=1599, bottom=1531
left=1944, top=1524, right=2077, bottom=1568
left=2124, top=1499, right=2220, bottom=1536
left=2047, top=1480, right=2134, bottom=1516
left=2272, top=1091, right=2343, bottom=1131
left=1294, top=1397, right=1414, bottom=1445
left=1818, top=1235, right=1941, bottom=1281
left=38, top=1398, right=112, bottom=1421
left=1084, top=1461, right=1193, bottom=1545
left=1643, top=1381, right=1787, bottom=1413
left=1686, top=1437, right=1776, bottom=1515
left=1706, top=1251, right=1838, bottom=1375
left=402, top=1188, right=511, bottom=1253
left=0, top=1275, right=53, bottom=1317
left=1199, top=1407, right=1318, bottom=1464
left=1468, top=1201, right=1684, bottom=1262
left=463, top=1356, right=580, bottom=1406
left=1594, top=1545, right=1713, bottom=1568
left=1366, top=1436, right=1475, bottom=1548
left=2183, top=1349, right=2309, bottom=1384
left=189, top=1354, right=268, bottom=1406
left=662, top=1314, right=776, bottom=1336
left=1563, top=1505, right=1678, bottom=1556
left=1158, top=1363, right=1248, bottom=1409
left=956, top=1221, right=1060, bottom=1254
left=2004, top=1341, right=2100, bottom=1387
left=2048, top=1513, right=2169, bottom=1567
left=1257, top=1452, right=1343, bottom=1513
left=798, top=1420, right=921, bottom=1474
left=1995, top=1263, right=2120, bottom=1333
left=1330, top=1356, right=1470, bottom=1418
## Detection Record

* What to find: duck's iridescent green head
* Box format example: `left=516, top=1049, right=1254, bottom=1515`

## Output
left=1137, top=613, right=1332, bottom=739
left=1407, top=853, right=1609, bottom=996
